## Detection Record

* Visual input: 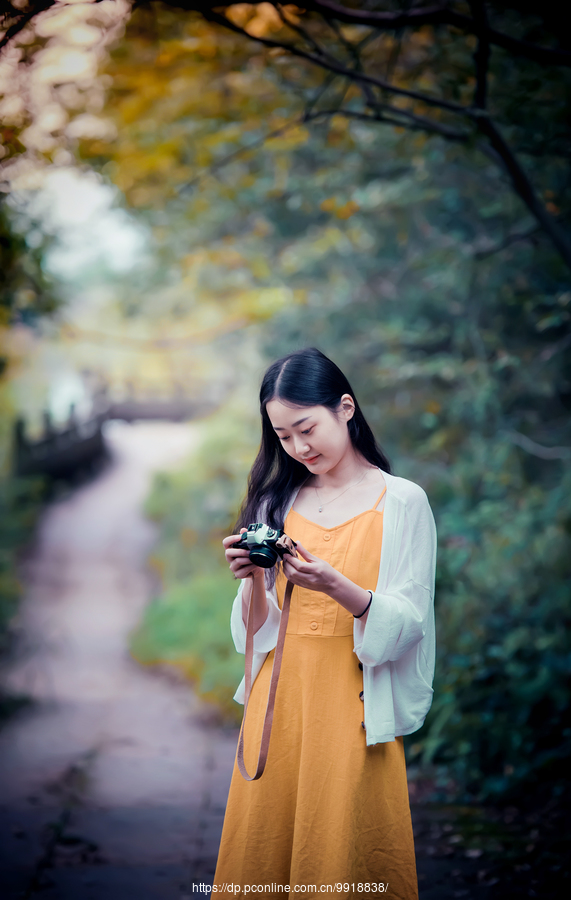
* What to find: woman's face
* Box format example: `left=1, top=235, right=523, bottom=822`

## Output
left=265, top=396, right=356, bottom=475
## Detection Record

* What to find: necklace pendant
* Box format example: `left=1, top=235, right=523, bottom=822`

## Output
left=318, top=506, right=322, bottom=513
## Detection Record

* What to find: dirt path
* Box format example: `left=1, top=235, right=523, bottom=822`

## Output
left=0, top=422, right=238, bottom=900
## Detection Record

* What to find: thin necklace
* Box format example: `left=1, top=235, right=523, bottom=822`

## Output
left=314, top=469, right=370, bottom=513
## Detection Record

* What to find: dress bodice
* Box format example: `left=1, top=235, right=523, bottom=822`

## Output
left=276, top=489, right=385, bottom=636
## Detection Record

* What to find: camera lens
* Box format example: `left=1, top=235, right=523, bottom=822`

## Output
left=249, top=546, right=279, bottom=568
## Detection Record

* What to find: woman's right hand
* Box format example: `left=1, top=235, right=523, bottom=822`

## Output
left=223, top=529, right=265, bottom=581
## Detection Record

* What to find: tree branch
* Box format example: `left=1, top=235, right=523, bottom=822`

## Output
left=468, top=0, right=490, bottom=110
left=473, top=224, right=541, bottom=259
left=177, top=115, right=305, bottom=194
left=475, top=115, right=571, bottom=273
left=272, top=2, right=332, bottom=61
left=0, top=0, right=56, bottom=52
left=304, top=70, right=338, bottom=119
left=200, top=6, right=571, bottom=274
left=5, top=1, right=571, bottom=71
left=189, top=2, right=571, bottom=68
left=303, top=106, right=467, bottom=142
left=298, top=1, right=571, bottom=69
left=503, top=430, right=571, bottom=460
left=203, top=7, right=473, bottom=118
left=455, top=13, right=571, bottom=69
left=348, top=98, right=469, bottom=141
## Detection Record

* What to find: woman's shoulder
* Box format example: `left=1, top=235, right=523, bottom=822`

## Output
left=384, top=471, right=431, bottom=507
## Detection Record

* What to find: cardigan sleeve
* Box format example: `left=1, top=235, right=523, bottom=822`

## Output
left=353, top=484, right=437, bottom=667
left=230, top=577, right=282, bottom=655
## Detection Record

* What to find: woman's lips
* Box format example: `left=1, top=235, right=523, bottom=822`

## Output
left=303, top=454, right=320, bottom=465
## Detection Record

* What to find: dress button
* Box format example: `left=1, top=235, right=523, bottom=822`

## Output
left=323, top=533, right=331, bottom=541
left=310, top=622, right=318, bottom=630
left=361, top=721, right=366, bottom=730
left=359, top=691, right=364, bottom=701
left=358, top=662, right=363, bottom=671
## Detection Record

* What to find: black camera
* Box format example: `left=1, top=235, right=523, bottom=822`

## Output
left=233, top=523, right=297, bottom=569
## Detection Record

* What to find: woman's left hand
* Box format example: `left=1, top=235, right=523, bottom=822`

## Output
left=282, top=542, right=339, bottom=595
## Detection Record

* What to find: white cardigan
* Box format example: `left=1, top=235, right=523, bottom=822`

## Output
left=230, top=470, right=437, bottom=745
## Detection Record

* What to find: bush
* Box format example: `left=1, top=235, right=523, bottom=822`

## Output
left=0, top=475, right=45, bottom=654
left=131, top=396, right=260, bottom=723
left=131, top=572, right=245, bottom=722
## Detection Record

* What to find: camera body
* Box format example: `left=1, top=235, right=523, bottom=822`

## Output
left=233, top=523, right=297, bottom=569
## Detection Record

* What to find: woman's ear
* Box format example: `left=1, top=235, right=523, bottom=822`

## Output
left=340, top=393, right=356, bottom=421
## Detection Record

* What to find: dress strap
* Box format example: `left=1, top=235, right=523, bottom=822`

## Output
left=372, top=484, right=387, bottom=510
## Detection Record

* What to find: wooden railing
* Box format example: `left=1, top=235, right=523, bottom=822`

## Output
left=12, top=392, right=203, bottom=480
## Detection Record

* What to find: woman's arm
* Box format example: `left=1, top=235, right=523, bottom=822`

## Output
left=223, top=531, right=269, bottom=633
left=230, top=578, right=282, bottom=654
left=240, top=570, right=270, bottom=633
left=282, top=547, right=372, bottom=618
left=223, top=531, right=282, bottom=654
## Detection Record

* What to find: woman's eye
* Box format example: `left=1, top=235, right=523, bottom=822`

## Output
left=302, top=427, right=313, bottom=435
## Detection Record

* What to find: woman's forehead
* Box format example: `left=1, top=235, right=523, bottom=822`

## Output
left=266, top=399, right=324, bottom=428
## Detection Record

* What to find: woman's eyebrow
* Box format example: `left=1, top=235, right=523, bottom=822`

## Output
left=274, top=416, right=311, bottom=431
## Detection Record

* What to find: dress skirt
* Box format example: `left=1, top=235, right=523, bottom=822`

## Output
left=213, top=503, right=418, bottom=900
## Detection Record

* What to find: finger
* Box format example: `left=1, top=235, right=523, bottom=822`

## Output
left=283, top=556, right=308, bottom=578
left=230, top=552, right=253, bottom=568
left=226, top=547, right=250, bottom=559
left=226, top=556, right=250, bottom=570
left=284, top=552, right=312, bottom=572
left=281, top=567, right=308, bottom=588
left=232, top=560, right=257, bottom=578
left=294, top=541, right=316, bottom=562
left=223, top=533, right=245, bottom=549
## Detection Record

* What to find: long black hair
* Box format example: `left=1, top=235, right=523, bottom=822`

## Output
left=236, top=348, right=392, bottom=531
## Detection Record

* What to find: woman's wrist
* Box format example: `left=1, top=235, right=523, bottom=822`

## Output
left=354, top=591, right=373, bottom=618
left=327, top=570, right=372, bottom=618
left=241, top=569, right=269, bottom=632
left=250, top=567, right=266, bottom=583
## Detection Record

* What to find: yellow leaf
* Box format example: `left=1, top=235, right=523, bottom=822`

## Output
left=245, top=3, right=284, bottom=38
left=320, top=197, right=337, bottom=213
left=336, top=200, right=359, bottom=220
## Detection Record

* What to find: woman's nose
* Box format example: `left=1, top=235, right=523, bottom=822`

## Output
left=294, top=437, right=310, bottom=455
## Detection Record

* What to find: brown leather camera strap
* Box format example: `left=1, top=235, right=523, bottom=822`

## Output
left=237, top=578, right=294, bottom=781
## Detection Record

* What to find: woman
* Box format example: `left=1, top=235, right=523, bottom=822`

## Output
left=213, top=348, right=437, bottom=899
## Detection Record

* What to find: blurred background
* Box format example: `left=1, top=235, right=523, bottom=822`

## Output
left=1, top=2, right=570, bottom=898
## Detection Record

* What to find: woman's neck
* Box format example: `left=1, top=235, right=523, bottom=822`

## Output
left=313, top=453, right=376, bottom=491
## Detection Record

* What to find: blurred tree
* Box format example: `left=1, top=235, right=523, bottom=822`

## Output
left=0, top=201, right=56, bottom=669
left=3, top=2, right=570, bottom=270
left=0, top=200, right=58, bottom=329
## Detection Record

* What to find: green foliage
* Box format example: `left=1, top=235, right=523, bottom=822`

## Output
left=255, top=136, right=571, bottom=798
left=111, top=17, right=571, bottom=794
left=0, top=204, right=57, bottom=664
left=419, top=470, right=571, bottom=801
left=131, top=397, right=261, bottom=722
left=0, top=475, right=45, bottom=654
left=130, top=571, right=245, bottom=721
left=0, top=200, right=58, bottom=328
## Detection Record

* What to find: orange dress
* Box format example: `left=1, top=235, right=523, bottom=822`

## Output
left=213, top=490, right=418, bottom=899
